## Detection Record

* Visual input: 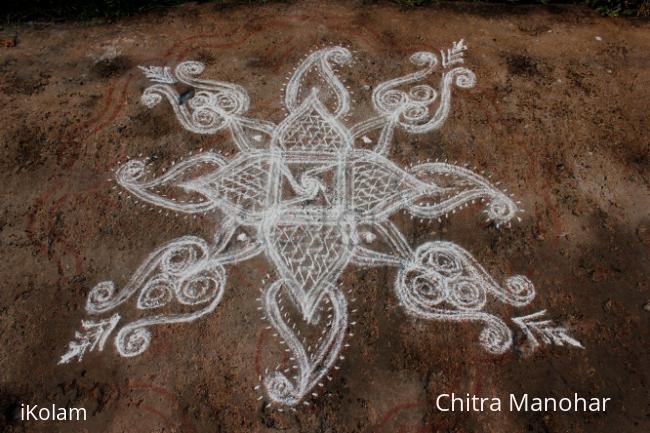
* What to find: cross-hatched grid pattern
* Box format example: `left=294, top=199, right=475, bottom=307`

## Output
left=200, top=160, right=271, bottom=212
left=352, top=161, right=407, bottom=211
left=270, top=223, right=349, bottom=292
left=281, top=109, right=346, bottom=151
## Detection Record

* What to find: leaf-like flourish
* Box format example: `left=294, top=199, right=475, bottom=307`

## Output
left=512, top=310, right=583, bottom=351
left=59, top=314, right=120, bottom=364
left=284, top=46, right=353, bottom=118
left=262, top=280, right=348, bottom=406
left=408, top=161, right=519, bottom=227
left=349, top=150, right=519, bottom=227
left=115, top=152, right=227, bottom=214
left=139, top=65, right=177, bottom=84
left=354, top=42, right=476, bottom=154
left=114, top=263, right=225, bottom=357
left=140, top=61, right=275, bottom=150
left=139, top=61, right=250, bottom=134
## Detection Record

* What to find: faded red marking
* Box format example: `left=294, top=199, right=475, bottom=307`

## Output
left=127, top=382, right=198, bottom=433
left=368, top=401, right=427, bottom=433
left=254, top=328, right=270, bottom=377
left=88, top=75, right=134, bottom=136
left=140, top=404, right=175, bottom=425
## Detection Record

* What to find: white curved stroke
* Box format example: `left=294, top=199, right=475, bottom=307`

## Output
left=398, top=298, right=514, bottom=355
left=141, top=84, right=230, bottom=135
left=407, top=162, right=518, bottom=226
left=372, top=51, right=439, bottom=117
left=398, top=66, right=476, bottom=134
left=352, top=221, right=413, bottom=267
left=284, top=46, right=352, bottom=118
left=263, top=280, right=348, bottom=406
left=174, top=61, right=251, bottom=115
left=116, top=152, right=227, bottom=214
left=413, top=241, right=536, bottom=307
left=348, top=149, right=519, bottom=226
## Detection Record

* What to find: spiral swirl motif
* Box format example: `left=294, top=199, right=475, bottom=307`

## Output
left=214, top=93, right=239, bottom=111
left=502, top=275, right=536, bottom=307
left=380, top=89, right=409, bottom=111
left=409, top=84, right=437, bottom=103
left=264, top=372, right=299, bottom=405
left=191, top=107, right=226, bottom=130
left=141, top=91, right=163, bottom=108
left=398, top=266, right=449, bottom=309
left=486, top=196, right=518, bottom=225
left=176, top=267, right=225, bottom=306
left=116, top=159, right=147, bottom=183
left=402, top=105, right=429, bottom=123
left=176, top=60, right=204, bottom=76
left=448, top=277, right=486, bottom=310
left=86, top=281, right=118, bottom=314
left=161, top=243, right=200, bottom=275
left=116, top=326, right=152, bottom=357
left=327, top=46, right=352, bottom=65
left=187, top=92, right=211, bottom=109
left=478, top=318, right=512, bottom=355
left=395, top=241, right=536, bottom=354
left=453, top=68, right=477, bottom=88
left=137, top=275, right=174, bottom=309
left=419, top=248, right=463, bottom=278
left=174, top=61, right=250, bottom=117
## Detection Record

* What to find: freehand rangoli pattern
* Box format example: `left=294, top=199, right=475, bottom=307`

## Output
left=62, top=41, right=582, bottom=407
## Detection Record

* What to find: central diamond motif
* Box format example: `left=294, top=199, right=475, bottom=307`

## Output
left=263, top=210, right=356, bottom=321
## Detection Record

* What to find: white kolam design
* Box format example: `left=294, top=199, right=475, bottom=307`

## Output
left=62, top=41, right=582, bottom=408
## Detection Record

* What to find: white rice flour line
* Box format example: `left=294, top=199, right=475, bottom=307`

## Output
left=61, top=41, right=582, bottom=408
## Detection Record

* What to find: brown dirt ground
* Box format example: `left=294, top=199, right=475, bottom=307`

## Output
left=0, top=1, right=649, bottom=432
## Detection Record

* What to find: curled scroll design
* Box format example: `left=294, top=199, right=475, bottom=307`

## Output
left=372, top=51, right=476, bottom=134
left=139, top=61, right=251, bottom=135
left=115, top=152, right=227, bottom=214
left=86, top=236, right=215, bottom=314
left=373, top=51, right=439, bottom=117
left=175, top=61, right=250, bottom=115
left=396, top=241, right=535, bottom=354
left=85, top=235, right=228, bottom=358
left=348, top=150, right=519, bottom=228
left=115, top=263, right=225, bottom=357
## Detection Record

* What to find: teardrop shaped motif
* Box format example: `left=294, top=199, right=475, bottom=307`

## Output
left=273, top=91, right=352, bottom=153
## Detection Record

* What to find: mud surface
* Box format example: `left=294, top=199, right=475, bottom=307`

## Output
left=1, top=1, right=649, bottom=432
